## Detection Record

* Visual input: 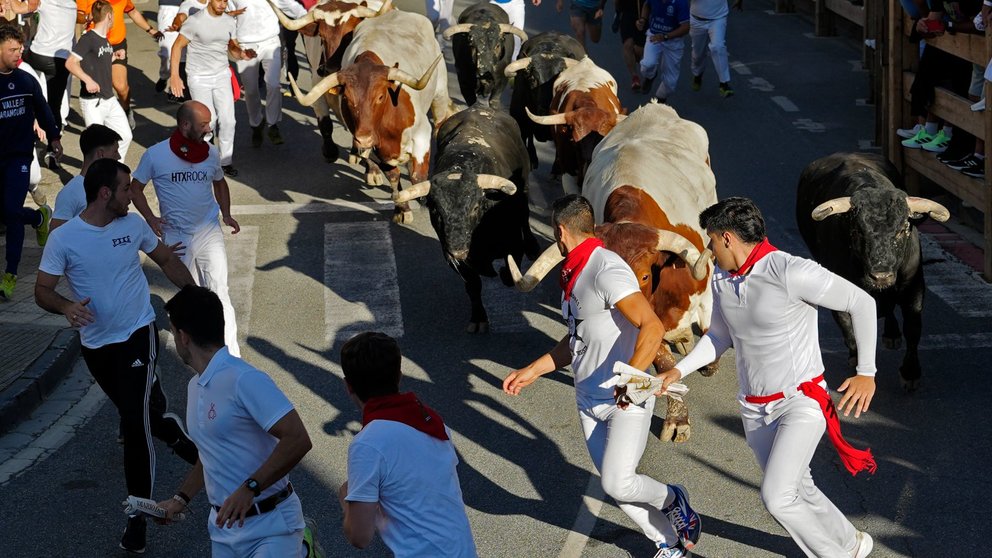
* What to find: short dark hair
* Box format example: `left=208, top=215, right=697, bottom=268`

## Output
left=80, top=124, right=122, bottom=158
left=699, top=197, right=766, bottom=244
left=0, top=24, right=25, bottom=45
left=340, top=332, right=402, bottom=402
left=552, top=195, right=595, bottom=235
left=164, top=285, right=226, bottom=348
left=83, top=159, right=131, bottom=203
left=90, top=0, right=113, bottom=24
left=176, top=101, right=197, bottom=126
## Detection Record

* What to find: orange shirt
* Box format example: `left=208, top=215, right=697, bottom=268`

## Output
left=77, top=0, right=135, bottom=46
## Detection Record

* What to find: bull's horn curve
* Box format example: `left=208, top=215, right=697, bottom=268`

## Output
left=288, top=73, right=339, bottom=107
left=266, top=0, right=316, bottom=30
left=906, top=197, right=950, bottom=222
left=504, top=57, right=532, bottom=77
left=655, top=229, right=710, bottom=281
left=615, top=114, right=627, bottom=122
left=476, top=174, right=517, bottom=195
left=442, top=23, right=474, bottom=39
left=562, top=57, right=580, bottom=68
left=508, top=244, right=564, bottom=293
left=525, top=106, right=569, bottom=126
left=352, top=0, right=391, bottom=19
left=388, top=55, right=441, bottom=90
left=498, top=24, right=529, bottom=41
left=393, top=181, right=432, bottom=204
left=811, top=197, right=852, bottom=221
left=376, top=0, right=393, bottom=15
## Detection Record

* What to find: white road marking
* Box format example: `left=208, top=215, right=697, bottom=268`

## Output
left=849, top=60, right=866, bottom=72
left=793, top=118, right=826, bottom=133
left=225, top=226, right=258, bottom=338
left=730, top=61, right=752, bottom=76
left=771, top=96, right=800, bottom=112
left=855, top=98, right=870, bottom=106
left=324, top=222, right=404, bottom=344
left=921, top=235, right=992, bottom=317
left=558, top=475, right=607, bottom=558
left=748, top=77, right=775, bottom=92
left=230, top=200, right=392, bottom=216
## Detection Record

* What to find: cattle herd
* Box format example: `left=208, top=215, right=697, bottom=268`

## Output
left=266, top=0, right=953, bottom=441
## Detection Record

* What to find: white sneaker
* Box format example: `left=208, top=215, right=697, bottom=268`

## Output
left=896, top=124, right=922, bottom=139
left=654, top=543, right=688, bottom=558
left=851, top=531, right=873, bottom=558
left=971, top=98, right=986, bottom=112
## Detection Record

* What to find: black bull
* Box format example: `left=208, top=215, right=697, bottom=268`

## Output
left=446, top=2, right=521, bottom=108
left=796, top=152, right=950, bottom=390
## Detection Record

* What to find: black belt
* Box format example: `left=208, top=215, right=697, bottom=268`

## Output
left=213, top=483, right=294, bottom=518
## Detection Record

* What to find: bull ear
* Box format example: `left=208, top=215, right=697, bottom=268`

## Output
left=388, top=82, right=401, bottom=105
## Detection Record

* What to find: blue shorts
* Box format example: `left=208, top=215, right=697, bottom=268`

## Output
left=570, top=3, right=602, bottom=24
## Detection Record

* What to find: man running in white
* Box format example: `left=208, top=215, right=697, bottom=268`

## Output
left=503, top=195, right=701, bottom=558
left=169, top=0, right=255, bottom=176
left=658, top=197, right=877, bottom=558
left=688, top=0, right=735, bottom=97
left=51, top=123, right=122, bottom=230
left=637, top=0, right=690, bottom=103
left=129, top=100, right=243, bottom=357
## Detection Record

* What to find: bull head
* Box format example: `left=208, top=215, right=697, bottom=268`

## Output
left=504, top=55, right=579, bottom=78
left=443, top=23, right=528, bottom=42
left=287, top=54, right=441, bottom=107
left=267, top=0, right=390, bottom=31
left=393, top=173, right=517, bottom=204
left=812, top=196, right=950, bottom=222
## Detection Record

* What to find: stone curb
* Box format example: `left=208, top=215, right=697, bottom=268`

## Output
left=0, top=329, right=81, bottom=436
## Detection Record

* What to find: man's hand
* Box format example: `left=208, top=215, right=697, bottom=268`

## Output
left=84, top=78, right=100, bottom=94
left=33, top=121, right=46, bottom=142
left=227, top=7, right=247, bottom=16
left=532, top=0, right=541, bottom=5
left=836, top=375, right=875, bottom=418
left=650, top=34, right=665, bottom=43
left=150, top=29, right=164, bottom=40
left=653, top=368, right=681, bottom=396
left=215, top=485, right=254, bottom=528
left=168, top=241, right=186, bottom=258
left=503, top=367, right=540, bottom=395
left=154, top=498, right=185, bottom=525
left=49, top=138, right=63, bottom=160
left=113, top=48, right=126, bottom=61
left=636, top=17, right=646, bottom=31
left=64, top=297, right=94, bottom=328
left=146, top=214, right=167, bottom=237
left=241, top=48, right=257, bottom=61
left=337, top=481, right=349, bottom=508
left=170, top=75, right=185, bottom=98
left=595, top=8, right=604, bottom=20
left=556, top=0, right=563, bottom=13
left=223, top=215, right=240, bottom=234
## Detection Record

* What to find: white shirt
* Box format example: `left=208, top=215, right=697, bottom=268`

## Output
left=53, top=175, right=86, bottom=221
left=690, top=0, right=729, bottom=19
left=187, top=347, right=295, bottom=506
left=347, top=420, right=478, bottom=558
left=230, top=0, right=306, bottom=43
left=132, top=140, right=222, bottom=235
left=180, top=9, right=238, bottom=76
left=562, top=247, right=641, bottom=406
left=676, top=251, right=878, bottom=408
left=178, top=0, right=207, bottom=17
left=39, top=214, right=159, bottom=349
left=29, top=0, right=77, bottom=59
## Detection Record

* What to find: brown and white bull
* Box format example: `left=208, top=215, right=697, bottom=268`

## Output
left=287, top=8, right=458, bottom=223
left=525, top=56, right=625, bottom=195
left=509, top=102, right=717, bottom=442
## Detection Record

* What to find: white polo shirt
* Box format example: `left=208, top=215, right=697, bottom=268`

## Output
left=132, top=139, right=222, bottom=235
left=38, top=214, right=159, bottom=349
left=28, top=0, right=77, bottom=59
left=53, top=175, right=86, bottom=222
left=180, top=9, right=239, bottom=77
left=690, top=0, right=730, bottom=19
left=562, top=247, right=641, bottom=407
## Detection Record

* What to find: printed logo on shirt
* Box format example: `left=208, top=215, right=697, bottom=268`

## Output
left=667, top=5, right=674, bottom=15
left=7, top=83, right=13, bottom=90
left=97, top=44, right=114, bottom=57
left=208, top=402, right=217, bottom=420
left=20, top=165, right=28, bottom=173
left=1, top=95, right=26, bottom=119
left=112, top=235, right=132, bottom=247
left=170, top=170, right=211, bottom=183
left=130, top=359, right=144, bottom=368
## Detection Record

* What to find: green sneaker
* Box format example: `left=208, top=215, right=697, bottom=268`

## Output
left=36, top=204, right=52, bottom=247
left=921, top=129, right=951, bottom=153
left=302, top=516, right=325, bottom=558
left=901, top=128, right=934, bottom=149
left=268, top=124, right=284, bottom=145
left=0, top=272, right=16, bottom=300
left=691, top=74, right=702, bottom=91
left=719, top=82, right=734, bottom=98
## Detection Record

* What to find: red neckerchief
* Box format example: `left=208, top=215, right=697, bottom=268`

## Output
left=730, top=237, right=778, bottom=277
left=362, top=392, right=449, bottom=440
left=560, top=237, right=604, bottom=301
left=169, top=129, right=210, bottom=164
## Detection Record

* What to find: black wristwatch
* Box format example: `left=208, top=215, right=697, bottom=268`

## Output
left=244, top=478, right=261, bottom=497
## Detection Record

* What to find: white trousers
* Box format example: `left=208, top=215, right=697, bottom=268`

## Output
left=236, top=36, right=283, bottom=128
left=301, top=34, right=330, bottom=120
left=208, top=494, right=304, bottom=557
left=742, top=396, right=858, bottom=558
left=491, top=0, right=525, bottom=59
left=188, top=72, right=236, bottom=166
left=425, top=0, right=454, bottom=32
left=157, top=6, right=182, bottom=81
left=164, top=221, right=241, bottom=357
left=689, top=15, right=731, bottom=84
left=580, top=397, right=678, bottom=546
left=79, top=96, right=133, bottom=160
left=640, top=36, right=685, bottom=99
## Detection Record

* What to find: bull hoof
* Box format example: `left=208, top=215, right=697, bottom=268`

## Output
left=883, top=336, right=902, bottom=350
left=466, top=322, right=490, bottom=334
left=674, top=341, right=690, bottom=356
left=349, top=153, right=363, bottom=166
left=660, top=418, right=691, bottom=443
left=900, top=377, right=921, bottom=392
left=699, top=362, right=720, bottom=377
left=392, top=209, right=414, bottom=224
left=366, top=171, right=386, bottom=186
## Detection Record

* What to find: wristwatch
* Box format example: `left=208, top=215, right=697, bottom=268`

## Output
left=244, top=478, right=261, bottom=497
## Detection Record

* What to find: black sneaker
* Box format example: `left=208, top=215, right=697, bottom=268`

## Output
left=641, top=76, right=655, bottom=96
left=691, top=74, right=702, bottom=91
left=268, top=124, right=284, bottom=145
left=163, top=412, right=198, bottom=464
left=251, top=124, right=264, bottom=148
left=120, top=515, right=146, bottom=554
left=222, top=165, right=239, bottom=177
left=719, top=82, right=734, bottom=98
left=938, top=150, right=967, bottom=164
left=960, top=157, right=986, bottom=178
left=948, top=153, right=982, bottom=171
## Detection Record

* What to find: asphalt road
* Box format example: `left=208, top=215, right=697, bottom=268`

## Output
left=2, top=1, right=991, bottom=557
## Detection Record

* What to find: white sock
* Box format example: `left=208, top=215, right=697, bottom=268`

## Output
left=975, top=153, right=985, bottom=159
left=942, top=126, right=953, bottom=137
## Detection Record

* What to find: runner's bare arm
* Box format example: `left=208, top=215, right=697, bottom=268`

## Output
left=34, top=271, right=94, bottom=326
left=503, top=334, right=571, bottom=395
left=615, top=291, right=665, bottom=372
left=148, top=242, right=195, bottom=288
left=340, top=484, right=377, bottom=549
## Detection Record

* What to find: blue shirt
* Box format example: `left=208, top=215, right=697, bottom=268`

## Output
left=648, top=0, right=690, bottom=34
left=0, top=68, right=60, bottom=159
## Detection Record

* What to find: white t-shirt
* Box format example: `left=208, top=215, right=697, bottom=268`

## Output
left=39, top=214, right=159, bottom=349
left=29, top=0, right=77, bottom=59
left=180, top=9, right=238, bottom=77
left=562, top=247, right=641, bottom=406
left=230, top=0, right=305, bottom=43
left=347, top=420, right=477, bottom=558
left=690, top=0, right=730, bottom=19
left=187, top=347, right=296, bottom=506
left=675, top=251, right=878, bottom=408
left=53, top=175, right=86, bottom=221
left=132, top=140, right=222, bottom=235
left=178, top=0, right=207, bottom=16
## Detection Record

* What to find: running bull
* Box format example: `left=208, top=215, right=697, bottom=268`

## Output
left=394, top=106, right=540, bottom=333
left=796, top=152, right=950, bottom=391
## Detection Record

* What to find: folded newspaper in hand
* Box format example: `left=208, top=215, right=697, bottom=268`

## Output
left=123, top=495, right=186, bottom=522
left=610, top=361, right=689, bottom=409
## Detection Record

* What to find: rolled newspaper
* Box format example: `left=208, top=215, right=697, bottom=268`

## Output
left=123, top=495, right=186, bottom=522
left=610, top=361, right=689, bottom=409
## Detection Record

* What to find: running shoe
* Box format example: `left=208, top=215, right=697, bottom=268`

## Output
left=851, top=530, right=873, bottom=558
left=0, top=273, right=16, bottom=300
left=947, top=153, right=982, bottom=171
left=972, top=98, right=986, bottom=112
left=652, top=96, right=668, bottom=105
left=36, top=204, right=52, bottom=247
left=654, top=543, right=688, bottom=558
left=163, top=412, right=198, bottom=464
left=691, top=74, right=702, bottom=91
left=661, top=484, right=701, bottom=550
left=642, top=76, right=655, bottom=96
left=921, top=129, right=951, bottom=153
left=222, top=165, right=239, bottom=177
left=937, top=150, right=967, bottom=164
left=961, top=158, right=986, bottom=178
left=268, top=124, right=285, bottom=145
left=44, top=151, right=61, bottom=170
left=251, top=124, right=265, bottom=148
left=631, top=75, right=642, bottom=92
left=127, top=111, right=136, bottom=130
left=302, top=516, right=326, bottom=558
left=120, top=515, right=146, bottom=554
left=896, top=124, right=922, bottom=139
left=901, top=128, right=933, bottom=149
left=719, top=82, right=734, bottom=98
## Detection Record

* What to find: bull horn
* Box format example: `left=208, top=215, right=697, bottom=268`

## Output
left=288, top=73, right=339, bottom=107
left=507, top=244, right=564, bottom=293
left=906, top=197, right=950, bottom=222
left=563, top=57, right=580, bottom=68
left=476, top=174, right=517, bottom=195
left=655, top=229, right=710, bottom=281
left=615, top=114, right=627, bottom=122
left=498, top=24, right=529, bottom=42
left=266, top=0, right=316, bottom=30
left=525, top=106, right=569, bottom=126
left=504, top=57, right=532, bottom=77
left=442, top=23, right=474, bottom=40
left=393, top=181, right=432, bottom=204
left=388, top=55, right=441, bottom=90
left=811, top=197, right=852, bottom=221
left=376, top=0, right=393, bottom=15
left=352, top=0, right=392, bottom=19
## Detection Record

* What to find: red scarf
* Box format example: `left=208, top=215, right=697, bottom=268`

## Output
left=730, top=237, right=778, bottom=277
left=169, top=129, right=210, bottom=164
left=362, top=392, right=449, bottom=441
left=798, top=380, right=878, bottom=476
left=560, top=237, right=604, bottom=301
